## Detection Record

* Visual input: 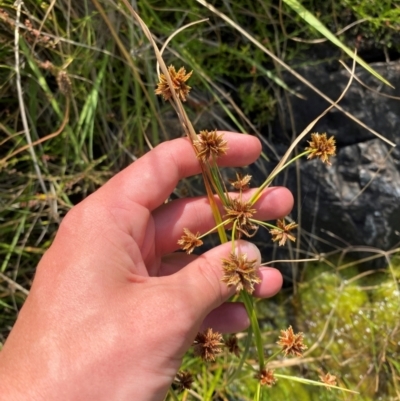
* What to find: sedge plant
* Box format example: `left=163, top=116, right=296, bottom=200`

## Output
left=112, top=2, right=362, bottom=399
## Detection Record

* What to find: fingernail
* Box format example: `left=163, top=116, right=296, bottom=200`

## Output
left=233, top=240, right=261, bottom=263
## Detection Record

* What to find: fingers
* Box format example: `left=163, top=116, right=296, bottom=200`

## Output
left=158, top=253, right=197, bottom=277
left=253, top=268, right=283, bottom=298
left=153, top=187, right=294, bottom=256
left=98, top=132, right=262, bottom=211
left=199, top=270, right=282, bottom=332
left=161, top=253, right=283, bottom=298
left=200, top=303, right=249, bottom=333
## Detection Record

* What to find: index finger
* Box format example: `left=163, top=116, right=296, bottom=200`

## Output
left=100, top=132, right=261, bottom=211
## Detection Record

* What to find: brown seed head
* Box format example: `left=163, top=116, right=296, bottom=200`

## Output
left=269, top=219, right=298, bottom=246
left=177, top=228, right=203, bottom=254
left=155, top=65, right=192, bottom=101
left=224, top=335, right=240, bottom=357
left=193, top=130, right=228, bottom=163
left=256, top=369, right=277, bottom=387
left=229, top=173, right=252, bottom=191
left=173, top=370, right=194, bottom=393
left=224, top=198, right=258, bottom=238
left=319, top=372, right=337, bottom=390
left=57, top=71, right=72, bottom=96
left=221, top=252, right=261, bottom=294
left=277, top=325, right=308, bottom=357
left=193, top=328, right=223, bottom=362
left=305, top=133, right=336, bottom=165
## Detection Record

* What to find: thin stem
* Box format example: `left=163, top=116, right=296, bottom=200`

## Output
left=168, top=388, right=180, bottom=401
left=199, top=219, right=231, bottom=239
left=265, top=349, right=282, bottom=364
left=14, top=1, right=48, bottom=197
left=202, top=174, right=228, bottom=244
left=227, top=326, right=253, bottom=384
left=231, top=221, right=238, bottom=253
left=241, top=291, right=265, bottom=370
left=249, top=219, right=278, bottom=230
left=250, top=151, right=310, bottom=205
left=209, top=158, right=229, bottom=206
left=253, top=382, right=261, bottom=401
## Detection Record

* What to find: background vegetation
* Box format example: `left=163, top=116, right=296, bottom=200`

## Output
left=0, top=0, right=399, bottom=399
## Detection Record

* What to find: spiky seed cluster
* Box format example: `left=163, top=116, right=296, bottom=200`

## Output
left=256, top=369, right=277, bottom=387
left=225, top=335, right=240, bottom=357
left=193, top=130, right=228, bottom=163
left=229, top=173, right=252, bottom=191
left=155, top=65, right=192, bottom=101
left=224, top=198, right=258, bottom=238
left=269, top=219, right=298, bottom=246
left=193, top=328, right=223, bottom=362
left=305, top=133, right=336, bottom=165
left=319, top=372, right=337, bottom=390
left=221, top=252, right=261, bottom=294
left=173, top=370, right=194, bottom=393
left=277, top=326, right=308, bottom=357
left=177, top=228, right=203, bottom=254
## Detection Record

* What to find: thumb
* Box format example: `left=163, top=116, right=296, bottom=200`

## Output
left=174, top=240, right=261, bottom=319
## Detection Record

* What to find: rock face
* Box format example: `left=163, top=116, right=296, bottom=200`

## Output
left=271, top=61, right=400, bottom=252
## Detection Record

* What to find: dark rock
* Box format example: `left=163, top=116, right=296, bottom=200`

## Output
left=272, top=61, right=400, bottom=252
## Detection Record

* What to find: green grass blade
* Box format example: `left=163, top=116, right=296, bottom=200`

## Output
left=77, top=54, right=109, bottom=159
left=282, top=0, right=393, bottom=87
left=1, top=214, right=26, bottom=273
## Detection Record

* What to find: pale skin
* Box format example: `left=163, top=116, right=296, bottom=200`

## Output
left=0, top=132, right=293, bottom=401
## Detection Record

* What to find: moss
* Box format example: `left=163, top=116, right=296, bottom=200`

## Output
left=291, top=263, right=400, bottom=400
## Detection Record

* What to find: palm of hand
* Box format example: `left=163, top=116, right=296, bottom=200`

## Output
left=0, top=134, right=293, bottom=401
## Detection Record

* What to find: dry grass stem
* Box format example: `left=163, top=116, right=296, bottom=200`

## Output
left=13, top=0, right=48, bottom=197
left=157, top=18, right=209, bottom=77
left=195, top=0, right=395, bottom=147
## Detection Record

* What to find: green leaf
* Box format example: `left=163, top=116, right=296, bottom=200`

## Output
left=283, top=0, right=393, bottom=87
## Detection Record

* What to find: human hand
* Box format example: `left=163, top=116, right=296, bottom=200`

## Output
left=0, top=132, right=293, bottom=401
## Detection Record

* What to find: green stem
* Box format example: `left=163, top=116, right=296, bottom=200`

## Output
left=209, top=160, right=229, bottom=206
left=208, top=165, right=227, bottom=204
left=205, top=365, right=223, bottom=400
left=199, top=219, right=231, bottom=239
left=168, top=388, right=179, bottom=401
left=231, top=221, right=238, bottom=253
left=241, top=291, right=265, bottom=370
left=265, top=349, right=282, bottom=364
left=250, top=151, right=310, bottom=205
left=253, top=382, right=261, bottom=401
left=203, top=174, right=228, bottom=244
left=227, top=325, right=253, bottom=384
left=249, top=219, right=279, bottom=230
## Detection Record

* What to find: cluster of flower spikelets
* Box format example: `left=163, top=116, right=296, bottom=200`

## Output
left=121, top=2, right=359, bottom=398
left=153, top=66, right=338, bottom=392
